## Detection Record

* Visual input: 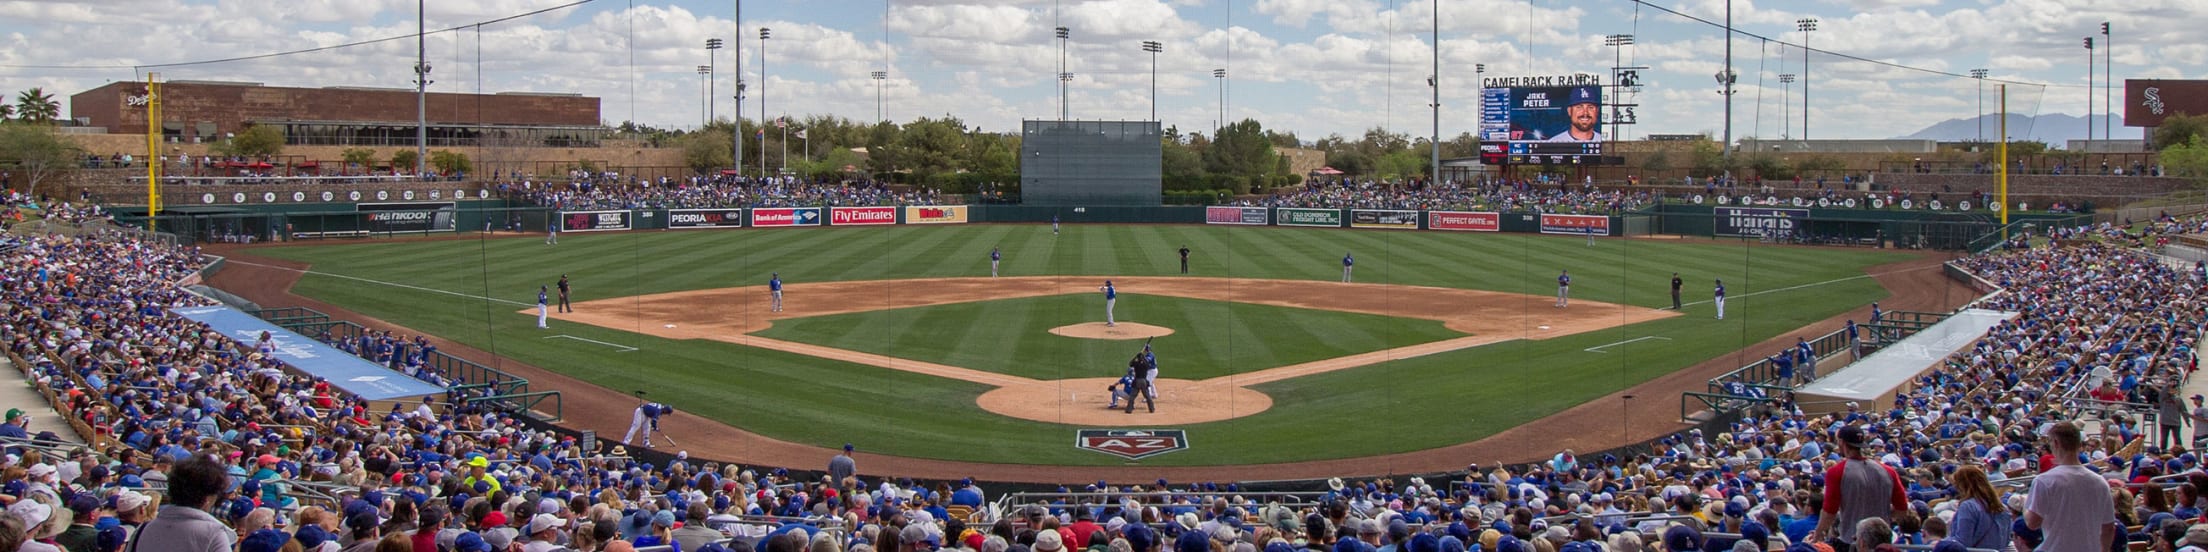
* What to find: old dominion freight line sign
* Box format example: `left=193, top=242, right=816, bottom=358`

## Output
left=1276, top=208, right=1343, bottom=228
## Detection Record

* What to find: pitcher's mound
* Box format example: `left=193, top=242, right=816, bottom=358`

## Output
left=1049, top=322, right=1175, bottom=340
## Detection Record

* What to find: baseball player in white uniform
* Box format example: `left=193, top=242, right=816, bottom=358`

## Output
left=990, top=247, right=1001, bottom=277
left=1100, top=280, right=1117, bottom=327
left=769, top=273, right=784, bottom=312
left=624, top=402, right=673, bottom=448
left=1556, top=270, right=1571, bottom=308
left=1715, top=279, right=1728, bottom=320
left=536, top=286, right=550, bottom=328
left=1341, top=252, right=1354, bottom=282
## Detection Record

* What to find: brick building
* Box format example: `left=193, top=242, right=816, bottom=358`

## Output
left=69, top=80, right=605, bottom=147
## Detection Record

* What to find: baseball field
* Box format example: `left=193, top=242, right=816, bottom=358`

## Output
left=236, top=223, right=1916, bottom=469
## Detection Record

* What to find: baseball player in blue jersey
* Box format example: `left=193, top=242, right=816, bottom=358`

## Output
left=1052, top=214, right=1060, bottom=235
left=1795, top=337, right=1816, bottom=384
left=1099, top=280, right=1117, bottom=326
left=1585, top=226, right=1595, bottom=246
left=1341, top=252, right=1354, bottom=282
left=1714, top=279, right=1727, bottom=320
left=546, top=216, right=558, bottom=245
left=769, top=273, right=784, bottom=312
left=1556, top=270, right=1571, bottom=308
left=1106, top=374, right=1135, bottom=409
left=990, top=247, right=1001, bottom=277
left=623, top=401, right=674, bottom=448
left=536, top=286, right=550, bottom=328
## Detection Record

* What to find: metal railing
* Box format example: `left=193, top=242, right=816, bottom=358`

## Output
left=464, top=391, right=564, bottom=423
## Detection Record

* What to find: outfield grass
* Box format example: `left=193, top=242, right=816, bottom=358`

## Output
left=251, top=224, right=1912, bottom=465
left=755, top=293, right=1463, bottom=381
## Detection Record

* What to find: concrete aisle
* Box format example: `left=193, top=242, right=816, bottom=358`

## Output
left=0, top=359, right=84, bottom=445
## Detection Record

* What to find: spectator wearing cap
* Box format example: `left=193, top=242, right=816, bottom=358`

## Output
left=414, top=505, right=449, bottom=552
left=93, top=526, right=125, bottom=552
left=2025, top=421, right=2118, bottom=552
left=240, top=528, right=289, bottom=552
left=0, top=409, right=30, bottom=443
left=56, top=494, right=99, bottom=552
left=523, top=514, right=568, bottom=552
left=12, top=500, right=62, bottom=552
left=633, top=510, right=678, bottom=550
left=342, top=510, right=382, bottom=552
left=133, top=455, right=235, bottom=552
left=671, top=503, right=721, bottom=552
left=830, top=445, right=857, bottom=488
left=1810, top=425, right=1906, bottom=551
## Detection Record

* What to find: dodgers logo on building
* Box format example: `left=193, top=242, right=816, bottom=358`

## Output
left=1075, top=429, right=1189, bottom=461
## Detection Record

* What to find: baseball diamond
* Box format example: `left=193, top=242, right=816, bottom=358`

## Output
left=226, top=223, right=1932, bottom=473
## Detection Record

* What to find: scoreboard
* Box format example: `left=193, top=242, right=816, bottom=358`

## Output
left=1479, top=74, right=1624, bottom=166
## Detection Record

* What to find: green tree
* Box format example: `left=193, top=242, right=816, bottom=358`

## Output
left=1373, top=150, right=1426, bottom=179
left=1689, top=139, right=1734, bottom=178
left=429, top=150, right=472, bottom=175
left=1641, top=150, right=1673, bottom=173
left=340, top=148, right=377, bottom=170
left=11, top=88, right=58, bottom=124
left=2163, top=136, right=2208, bottom=183
left=0, top=123, right=82, bottom=197
left=214, top=124, right=285, bottom=157
left=1443, top=132, right=1481, bottom=158
left=0, top=103, right=13, bottom=122
left=679, top=127, right=735, bottom=174
left=1203, top=119, right=1281, bottom=189
left=391, top=150, right=420, bottom=174
left=2154, top=114, right=2208, bottom=151
left=1323, top=149, right=1373, bottom=176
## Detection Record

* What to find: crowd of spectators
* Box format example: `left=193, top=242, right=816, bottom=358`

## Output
left=2, top=208, right=2207, bottom=552
left=1237, top=180, right=1650, bottom=215
left=502, top=175, right=943, bottom=211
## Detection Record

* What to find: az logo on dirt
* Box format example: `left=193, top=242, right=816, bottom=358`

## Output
left=1076, top=429, right=1189, bottom=461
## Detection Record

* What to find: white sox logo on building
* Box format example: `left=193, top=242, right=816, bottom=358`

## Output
left=1075, top=429, right=1188, bottom=461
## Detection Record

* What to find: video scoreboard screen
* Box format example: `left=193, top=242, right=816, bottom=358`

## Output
left=1479, top=74, right=1613, bottom=165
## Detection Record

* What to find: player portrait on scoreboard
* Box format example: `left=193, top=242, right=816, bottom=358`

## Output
left=1543, top=86, right=1602, bottom=143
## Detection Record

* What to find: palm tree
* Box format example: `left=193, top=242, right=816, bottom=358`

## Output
left=0, top=103, right=13, bottom=122
left=14, top=88, right=60, bottom=124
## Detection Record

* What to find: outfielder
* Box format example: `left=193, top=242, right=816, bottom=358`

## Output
left=1556, top=270, right=1571, bottom=308
left=769, top=273, right=784, bottom=312
left=1714, top=279, right=1727, bottom=320
left=536, top=286, right=550, bottom=328
left=990, top=247, right=1001, bottom=277
left=546, top=217, right=558, bottom=245
left=1124, top=345, right=1157, bottom=413
left=623, top=401, right=674, bottom=448
left=1052, top=214, right=1060, bottom=235
left=1099, top=280, right=1117, bottom=327
left=1341, top=252, right=1354, bottom=282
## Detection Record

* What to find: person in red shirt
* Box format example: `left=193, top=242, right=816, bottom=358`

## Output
left=1811, top=425, right=1909, bottom=552
left=413, top=505, right=448, bottom=552
left=1065, top=508, right=1102, bottom=549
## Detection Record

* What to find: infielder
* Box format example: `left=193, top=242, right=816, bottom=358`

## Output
left=1556, top=270, right=1571, bottom=308
left=1178, top=245, right=1191, bottom=274
left=990, top=247, right=1001, bottom=277
left=1341, top=252, right=1354, bottom=282
left=557, top=274, right=572, bottom=313
left=623, top=401, right=674, bottom=448
left=769, top=273, right=784, bottom=312
left=1714, top=279, right=1727, bottom=320
left=1123, top=345, right=1157, bottom=413
left=1099, top=280, right=1117, bottom=327
left=536, top=286, right=550, bottom=328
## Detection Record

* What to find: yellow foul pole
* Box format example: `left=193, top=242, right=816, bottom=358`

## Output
left=144, top=73, right=162, bottom=232
left=1998, top=84, right=2008, bottom=242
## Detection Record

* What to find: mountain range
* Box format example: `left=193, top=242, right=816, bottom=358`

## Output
left=1895, top=113, right=2133, bottom=146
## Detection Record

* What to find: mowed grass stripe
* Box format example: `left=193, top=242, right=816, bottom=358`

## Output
left=258, top=225, right=1908, bottom=465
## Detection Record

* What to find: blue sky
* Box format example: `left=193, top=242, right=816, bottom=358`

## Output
left=0, top=0, right=2197, bottom=142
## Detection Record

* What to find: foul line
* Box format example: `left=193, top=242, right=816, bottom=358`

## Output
left=1584, top=336, right=1673, bottom=353
left=544, top=334, right=638, bottom=352
left=1676, top=264, right=1938, bottom=308
left=225, top=259, right=533, bottom=307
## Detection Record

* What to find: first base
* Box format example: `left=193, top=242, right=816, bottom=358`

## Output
left=664, top=324, right=677, bottom=328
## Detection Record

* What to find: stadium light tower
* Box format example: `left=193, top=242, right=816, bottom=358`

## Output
left=1142, top=41, right=1163, bottom=121
left=2102, top=22, right=2111, bottom=141
left=2085, top=36, right=2096, bottom=144
left=1213, top=68, right=1227, bottom=131
left=413, top=0, right=432, bottom=179
left=1777, top=74, right=1795, bottom=139
left=759, top=27, right=771, bottom=178
left=1717, top=68, right=1737, bottom=161
left=1796, top=18, right=1817, bottom=140
left=697, top=65, right=713, bottom=127
left=1057, top=26, right=1071, bottom=120
left=706, top=38, right=723, bottom=122
left=872, top=71, right=888, bottom=124
left=1970, top=69, right=1989, bottom=143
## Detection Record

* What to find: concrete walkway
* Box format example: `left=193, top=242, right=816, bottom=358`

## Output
left=0, top=358, right=84, bottom=445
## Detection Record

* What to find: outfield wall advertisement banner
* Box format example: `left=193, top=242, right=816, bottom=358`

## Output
left=1715, top=207, right=1808, bottom=237
left=1350, top=209, right=1420, bottom=229
left=667, top=209, right=745, bottom=229
left=1277, top=208, right=1343, bottom=228
left=1205, top=206, right=1269, bottom=225
left=1538, top=214, right=1610, bottom=235
left=751, top=207, right=823, bottom=227
left=830, top=206, right=898, bottom=226
left=904, top=205, right=970, bottom=224
left=360, top=202, right=456, bottom=234
left=1427, top=211, right=1501, bottom=232
left=560, top=210, right=632, bottom=232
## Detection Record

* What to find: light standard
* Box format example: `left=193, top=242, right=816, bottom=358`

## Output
left=732, top=0, right=742, bottom=178
left=706, top=38, right=723, bottom=122
left=2102, top=22, right=2111, bottom=141
left=1056, top=26, right=1071, bottom=120
left=759, top=27, right=771, bottom=179
left=871, top=71, right=888, bottom=124
left=1716, top=69, right=1737, bottom=162
left=2085, top=36, right=2096, bottom=144
left=697, top=65, right=713, bottom=128
left=1605, top=34, right=1634, bottom=154
left=1777, top=73, right=1794, bottom=139
left=1796, top=18, right=1817, bottom=140
left=1141, top=41, right=1162, bottom=121
left=1970, top=69, right=1989, bottom=143
left=413, top=0, right=431, bottom=179
left=1212, top=68, right=1226, bottom=131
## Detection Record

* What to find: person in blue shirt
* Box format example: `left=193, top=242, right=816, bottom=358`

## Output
left=1052, top=214, right=1060, bottom=235
left=1556, top=270, right=1571, bottom=308
left=1099, top=280, right=1117, bottom=327
left=769, top=273, right=784, bottom=312
left=1715, top=279, right=1728, bottom=320
left=1845, top=319, right=1861, bottom=358
left=1772, top=353, right=1795, bottom=385
left=624, top=401, right=673, bottom=448
left=536, top=286, right=550, bottom=329
left=1783, top=494, right=1821, bottom=544
left=990, top=247, right=1001, bottom=277
left=1796, top=338, right=1817, bottom=385
left=1342, top=253, right=1355, bottom=283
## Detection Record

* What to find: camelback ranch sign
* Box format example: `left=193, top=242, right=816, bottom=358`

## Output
left=1715, top=207, right=1809, bottom=238
left=1075, top=429, right=1188, bottom=461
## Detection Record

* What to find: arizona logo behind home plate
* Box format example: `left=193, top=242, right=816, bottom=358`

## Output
left=1075, top=429, right=1189, bottom=461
